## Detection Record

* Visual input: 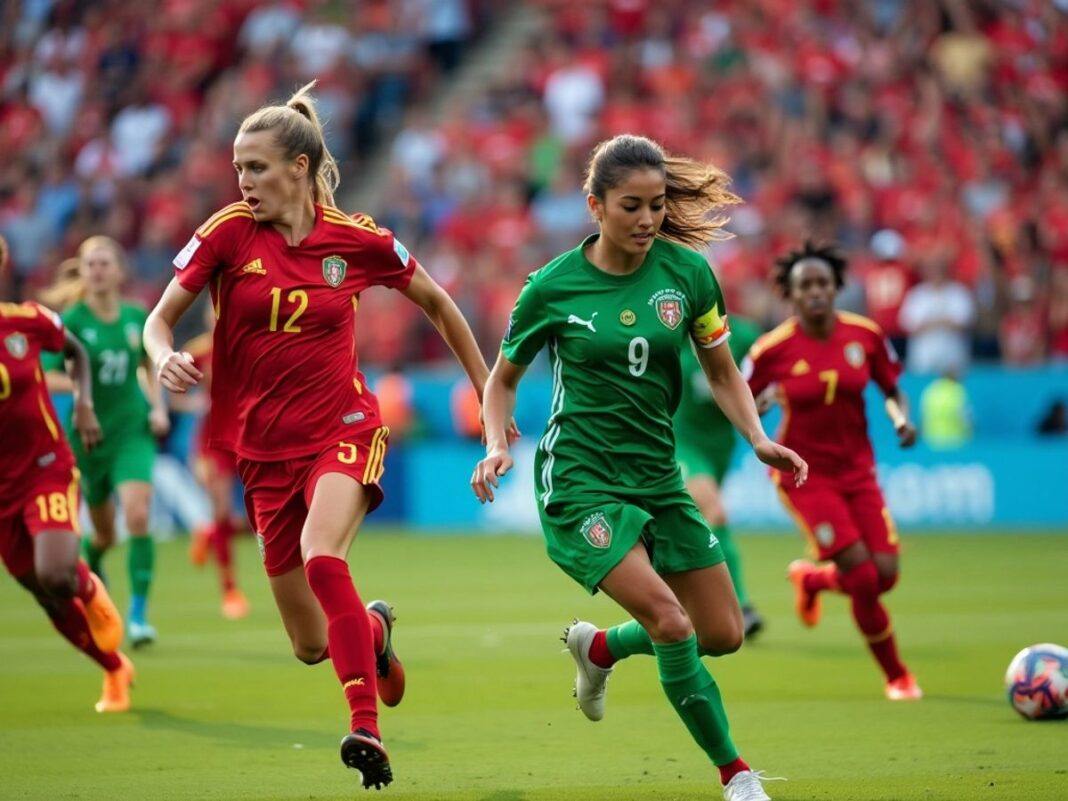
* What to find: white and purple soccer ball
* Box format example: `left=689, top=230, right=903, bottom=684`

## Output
left=1005, top=643, right=1068, bottom=720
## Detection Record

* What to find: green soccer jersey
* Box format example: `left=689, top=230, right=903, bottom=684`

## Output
left=673, top=315, right=762, bottom=445
left=44, top=301, right=150, bottom=437
left=502, top=234, right=730, bottom=509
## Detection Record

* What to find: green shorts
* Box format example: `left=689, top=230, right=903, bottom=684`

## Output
left=73, top=431, right=156, bottom=506
left=676, top=436, right=735, bottom=484
left=539, top=488, right=726, bottom=594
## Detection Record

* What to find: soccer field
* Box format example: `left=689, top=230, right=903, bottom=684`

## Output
left=1, top=532, right=1065, bottom=801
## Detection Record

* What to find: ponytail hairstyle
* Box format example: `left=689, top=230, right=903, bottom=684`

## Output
left=0, top=233, right=8, bottom=276
left=238, top=80, right=340, bottom=206
left=583, top=134, right=741, bottom=249
left=773, top=240, right=848, bottom=298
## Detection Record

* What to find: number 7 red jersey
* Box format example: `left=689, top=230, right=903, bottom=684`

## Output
left=742, top=311, right=901, bottom=485
left=173, top=203, right=416, bottom=461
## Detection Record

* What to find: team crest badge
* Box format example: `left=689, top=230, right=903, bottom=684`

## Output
left=4, top=333, right=28, bottom=359
left=648, top=289, right=685, bottom=330
left=124, top=323, right=141, bottom=350
left=844, top=341, right=865, bottom=368
left=619, top=309, right=636, bottom=326
left=322, top=255, right=348, bottom=288
left=581, top=511, right=613, bottom=550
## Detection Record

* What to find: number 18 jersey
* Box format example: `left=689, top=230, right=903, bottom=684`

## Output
left=502, top=235, right=730, bottom=510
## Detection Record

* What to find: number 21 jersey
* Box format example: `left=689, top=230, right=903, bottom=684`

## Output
left=174, top=202, right=416, bottom=461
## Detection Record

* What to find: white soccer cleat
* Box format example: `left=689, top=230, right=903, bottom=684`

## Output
left=723, top=770, right=783, bottom=801
left=564, top=620, right=612, bottom=722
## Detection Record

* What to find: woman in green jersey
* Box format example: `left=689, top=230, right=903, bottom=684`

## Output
left=472, top=135, right=807, bottom=801
left=45, top=236, right=169, bottom=647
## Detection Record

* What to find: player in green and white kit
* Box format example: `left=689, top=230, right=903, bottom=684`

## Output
left=44, top=237, right=169, bottom=646
left=675, top=316, right=765, bottom=637
left=473, top=136, right=807, bottom=801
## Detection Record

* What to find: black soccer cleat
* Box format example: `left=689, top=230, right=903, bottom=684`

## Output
left=341, top=729, right=393, bottom=790
left=742, top=605, right=765, bottom=639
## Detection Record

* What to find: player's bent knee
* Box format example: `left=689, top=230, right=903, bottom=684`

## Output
left=699, top=628, right=743, bottom=656
left=293, top=642, right=329, bottom=665
left=839, top=560, right=880, bottom=599
left=126, top=511, right=150, bottom=536
left=877, top=570, right=899, bottom=594
left=35, top=565, right=76, bottom=599
left=646, top=603, right=694, bottom=643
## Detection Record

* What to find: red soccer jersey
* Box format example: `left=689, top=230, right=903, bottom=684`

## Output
left=743, top=311, right=901, bottom=485
left=0, top=301, right=75, bottom=515
left=173, top=202, right=417, bottom=461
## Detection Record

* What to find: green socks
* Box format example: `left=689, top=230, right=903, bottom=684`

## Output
left=654, top=635, right=739, bottom=766
left=127, top=535, right=155, bottom=598
left=605, top=619, right=655, bottom=660
left=715, top=523, right=749, bottom=607
left=82, top=537, right=106, bottom=578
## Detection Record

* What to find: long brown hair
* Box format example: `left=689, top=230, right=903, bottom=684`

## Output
left=584, top=134, right=740, bottom=249
left=238, top=80, right=340, bottom=206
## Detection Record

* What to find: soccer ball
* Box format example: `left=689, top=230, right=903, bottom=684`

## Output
left=1004, top=643, right=1068, bottom=720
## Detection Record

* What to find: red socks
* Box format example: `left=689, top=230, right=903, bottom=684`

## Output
left=718, top=757, right=750, bottom=785
left=803, top=563, right=840, bottom=594
left=304, top=556, right=379, bottom=736
left=48, top=598, right=121, bottom=672
left=211, top=519, right=236, bottom=591
left=838, top=561, right=907, bottom=682
left=588, top=630, right=615, bottom=669
left=74, top=561, right=96, bottom=603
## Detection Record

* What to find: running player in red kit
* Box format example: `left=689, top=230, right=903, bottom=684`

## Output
left=182, top=309, right=249, bottom=620
left=742, top=242, right=922, bottom=701
left=0, top=234, right=133, bottom=712
left=144, top=83, right=504, bottom=789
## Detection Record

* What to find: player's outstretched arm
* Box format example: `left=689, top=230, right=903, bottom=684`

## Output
left=144, top=277, right=203, bottom=394
left=62, top=328, right=102, bottom=451
left=471, top=353, right=525, bottom=504
left=697, top=340, right=808, bottom=485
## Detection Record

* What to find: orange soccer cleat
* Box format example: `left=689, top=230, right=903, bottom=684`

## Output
left=84, top=573, right=123, bottom=653
left=787, top=559, right=822, bottom=628
left=189, top=525, right=212, bottom=567
left=885, top=673, right=923, bottom=701
left=95, top=652, right=135, bottom=713
left=221, top=588, right=250, bottom=620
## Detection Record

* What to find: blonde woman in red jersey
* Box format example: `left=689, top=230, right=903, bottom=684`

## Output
left=742, top=241, right=922, bottom=701
left=144, top=83, right=507, bottom=789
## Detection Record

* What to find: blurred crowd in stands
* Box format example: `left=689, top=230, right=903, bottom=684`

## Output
left=3, top=0, right=1068, bottom=373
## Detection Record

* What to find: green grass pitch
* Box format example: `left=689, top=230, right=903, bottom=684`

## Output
left=1, top=531, right=1065, bottom=800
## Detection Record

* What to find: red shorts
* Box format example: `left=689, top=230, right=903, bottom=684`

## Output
left=774, top=469, right=899, bottom=561
left=236, top=426, right=389, bottom=577
left=197, top=443, right=237, bottom=477
left=0, top=464, right=81, bottom=579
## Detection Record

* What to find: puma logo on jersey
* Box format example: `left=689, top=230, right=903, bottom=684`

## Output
left=241, top=258, right=266, bottom=275
left=567, top=312, right=598, bottom=333
left=790, top=358, right=811, bottom=376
